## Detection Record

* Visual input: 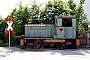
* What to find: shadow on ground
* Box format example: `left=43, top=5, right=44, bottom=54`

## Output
left=44, top=48, right=90, bottom=56
left=0, top=47, right=26, bottom=58
left=0, top=47, right=90, bottom=58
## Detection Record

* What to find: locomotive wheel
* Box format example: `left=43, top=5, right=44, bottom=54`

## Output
left=35, top=43, right=41, bottom=49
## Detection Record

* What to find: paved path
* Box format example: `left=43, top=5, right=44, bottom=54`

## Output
left=0, top=47, right=90, bottom=60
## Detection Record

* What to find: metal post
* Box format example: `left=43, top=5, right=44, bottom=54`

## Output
left=9, top=29, right=10, bottom=51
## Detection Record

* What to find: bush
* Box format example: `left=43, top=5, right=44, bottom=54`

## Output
left=0, top=43, right=5, bottom=47
left=60, top=44, right=67, bottom=50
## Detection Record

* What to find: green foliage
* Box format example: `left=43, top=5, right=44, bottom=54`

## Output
left=0, top=43, right=4, bottom=47
left=80, top=0, right=85, bottom=4
left=5, top=1, right=30, bottom=46
left=40, top=0, right=65, bottom=24
left=60, top=44, right=66, bottom=50
left=79, top=22, right=89, bottom=32
left=67, top=0, right=76, bottom=15
left=28, top=2, right=41, bottom=24
left=66, top=0, right=88, bottom=32
left=40, top=0, right=54, bottom=24
left=8, top=1, right=30, bottom=35
left=0, top=0, right=88, bottom=34
left=0, top=16, right=7, bottom=43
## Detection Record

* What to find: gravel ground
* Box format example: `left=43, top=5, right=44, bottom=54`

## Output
left=0, top=47, right=90, bottom=60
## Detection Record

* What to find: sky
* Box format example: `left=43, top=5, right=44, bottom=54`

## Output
left=0, top=0, right=90, bottom=20
left=83, top=0, right=90, bottom=20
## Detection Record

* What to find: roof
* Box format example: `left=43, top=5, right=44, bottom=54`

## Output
left=25, top=24, right=55, bottom=27
left=57, top=15, right=76, bottom=19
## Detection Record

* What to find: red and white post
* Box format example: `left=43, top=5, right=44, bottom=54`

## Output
left=5, top=18, right=15, bottom=51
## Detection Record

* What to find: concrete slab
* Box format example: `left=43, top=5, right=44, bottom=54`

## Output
left=0, top=47, right=90, bottom=60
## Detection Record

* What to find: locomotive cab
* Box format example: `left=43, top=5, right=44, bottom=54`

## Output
left=55, top=16, right=76, bottom=48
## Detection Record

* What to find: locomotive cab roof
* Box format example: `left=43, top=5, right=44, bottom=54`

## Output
left=56, top=15, right=76, bottom=19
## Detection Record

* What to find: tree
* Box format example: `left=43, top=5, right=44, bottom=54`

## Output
left=40, top=0, right=65, bottom=24
left=67, top=0, right=88, bottom=32
left=8, top=1, right=30, bottom=35
left=0, top=16, right=7, bottom=43
left=28, top=1, right=41, bottom=24
left=77, top=0, right=88, bottom=32
left=7, top=1, right=30, bottom=45
left=40, top=0, right=54, bottom=24
left=66, top=0, right=76, bottom=15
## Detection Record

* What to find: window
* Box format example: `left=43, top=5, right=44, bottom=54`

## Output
left=62, top=19, right=72, bottom=27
